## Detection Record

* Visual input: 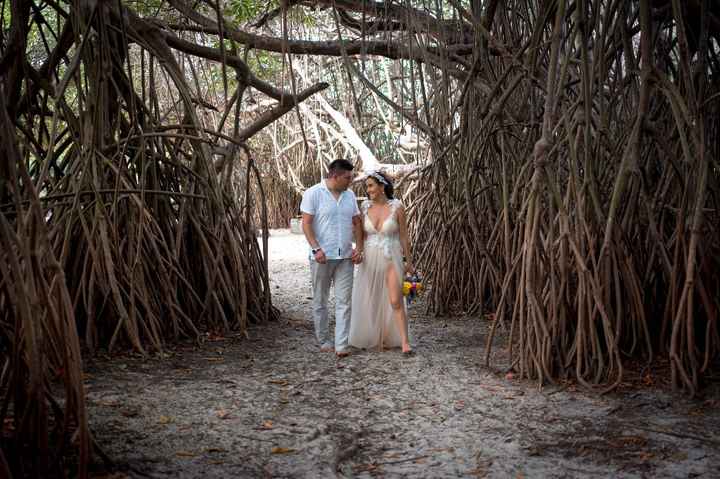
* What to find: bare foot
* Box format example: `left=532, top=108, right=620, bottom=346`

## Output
left=336, top=350, right=350, bottom=358
left=320, top=345, right=334, bottom=353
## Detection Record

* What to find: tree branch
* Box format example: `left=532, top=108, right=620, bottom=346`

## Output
left=235, top=82, right=329, bottom=143
left=164, top=0, right=499, bottom=63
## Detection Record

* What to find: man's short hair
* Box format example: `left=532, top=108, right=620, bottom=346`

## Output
left=327, top=159, right=354, bottom=177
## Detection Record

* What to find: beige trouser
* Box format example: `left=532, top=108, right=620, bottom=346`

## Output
left=310, top=259, right=354, bottom=352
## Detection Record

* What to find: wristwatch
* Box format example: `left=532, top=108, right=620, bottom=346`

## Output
left=312, top=247, right=323, bottom=255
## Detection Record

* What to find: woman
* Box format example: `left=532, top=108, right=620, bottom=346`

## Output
left=349, top=171, right=414, bottom=354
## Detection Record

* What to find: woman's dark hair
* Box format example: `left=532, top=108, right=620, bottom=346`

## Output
left=327, top=159, right=355, bottom=177
left=367, top=171, right=394, bottom=199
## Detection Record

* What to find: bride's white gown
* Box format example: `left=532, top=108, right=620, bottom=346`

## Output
left=349, top=199, right=407, bottom=349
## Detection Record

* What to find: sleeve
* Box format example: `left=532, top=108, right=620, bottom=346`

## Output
left=352, top=195, right=362, bottom=216
left=391, top=198, right=403, bottom=213
left=360, top=199, right=370, bottom=215
left=300, top=188, right=317, bottom=215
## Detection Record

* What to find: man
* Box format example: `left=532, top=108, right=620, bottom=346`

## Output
left=300, top=159, right=364, bottom=357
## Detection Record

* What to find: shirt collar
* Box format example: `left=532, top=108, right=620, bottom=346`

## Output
left=322, top=179, right=345, bottom=196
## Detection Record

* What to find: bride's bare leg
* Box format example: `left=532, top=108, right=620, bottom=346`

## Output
left=386, top=264, right=411, bottom=352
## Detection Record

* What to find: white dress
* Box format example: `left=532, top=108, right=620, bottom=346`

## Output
left=349, top=199, right=407, bottom=349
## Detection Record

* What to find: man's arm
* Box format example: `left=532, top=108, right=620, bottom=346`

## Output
left=302, top=213, right=327, bottom=264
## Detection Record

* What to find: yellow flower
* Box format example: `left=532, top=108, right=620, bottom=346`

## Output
left=402, top=282, right=411, bottom=296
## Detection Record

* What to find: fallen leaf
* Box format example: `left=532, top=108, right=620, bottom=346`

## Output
left=176, top=451, right=196, bottom=457
left=271, top=447, right=295, bottom=454
left=638, top=451, right=654, bottom=461
left=609, top=435, right=647, bottom=448
left=429, top=448, right=454, bottom=453
left=526, top=446, right=542, bottom=456
left=121, top=409, right=139, bottom=418
left=465, top=468, right=488, bottom=477
left=261, top=420, right=274, bottom=430
left=669, top=451, right=688, bottom=461
left=216, top=410, right=231, bottom=419
left=158, top=415, right=173, bottom=424
left=268, top=379, right=288, bottom=386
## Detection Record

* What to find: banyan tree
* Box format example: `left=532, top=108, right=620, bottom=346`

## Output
left=1, top=0, right=719, bottom=476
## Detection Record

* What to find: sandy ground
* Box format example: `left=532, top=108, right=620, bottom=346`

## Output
left=85, top=229, right=720, bottom=478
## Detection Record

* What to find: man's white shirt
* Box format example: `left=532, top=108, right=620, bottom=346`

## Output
left=300, top=180, right=360, bottom=260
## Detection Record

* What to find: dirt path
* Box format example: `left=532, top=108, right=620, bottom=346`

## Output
left=86, top=230, right=720, bottom=478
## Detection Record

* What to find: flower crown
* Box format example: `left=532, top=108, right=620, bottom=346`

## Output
left=369, top=171, right=389, bottom=186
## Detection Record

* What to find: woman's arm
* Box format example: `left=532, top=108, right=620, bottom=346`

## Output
left=397, top=205, right=414, bottom=273
left=352, top=214, right=365, bottom=263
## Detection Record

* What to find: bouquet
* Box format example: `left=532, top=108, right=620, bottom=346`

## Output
left=402, top=273, right=423, bottom=304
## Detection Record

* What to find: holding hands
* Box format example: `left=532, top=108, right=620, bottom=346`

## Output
left=351, top=249, right=364, bottom=264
